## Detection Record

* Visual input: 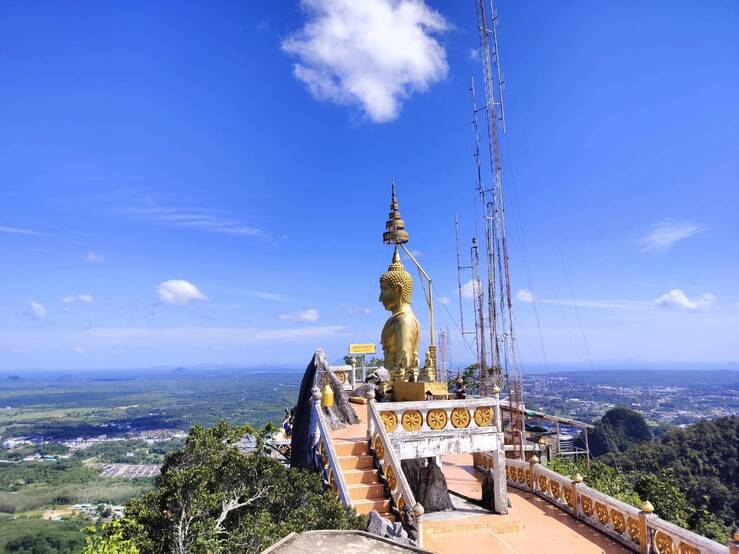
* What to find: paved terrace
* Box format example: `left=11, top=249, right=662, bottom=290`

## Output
left=332, top=404, right=630, bottom=554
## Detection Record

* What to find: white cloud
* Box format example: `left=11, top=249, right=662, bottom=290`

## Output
left=283, top=0, right=449, bottom=122
left=123, top=205, right=264, bottom=238
left=639, top=219, right=703, bottom=252
left=654, top=289, right=716, bottom=312
left=249, top=290, right=288, bottom=302
left=438, top=296, right=450, bottom=305
left=460, top=279, right=481, bottom=300
left=280, top=308, right=320, bottom=322
left=62, top=294, right=94, bottom=305
left=517, top=289, right=534, bottom=303
left=157, top=280, right=207, bottom=305
left=73, top=346, right=87, bottom=354
left=85, top=251, right=104, bottom=263
left=468, top=48, right=479, bottom=61
left=29, top=301, right=46, bottom=321
left=0, top=225, right=48, bottom=236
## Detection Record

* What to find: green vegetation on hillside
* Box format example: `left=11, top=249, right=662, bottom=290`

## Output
left=559, top=410, right=737, bottom=542
left=98, top=421, right=364, bottom=553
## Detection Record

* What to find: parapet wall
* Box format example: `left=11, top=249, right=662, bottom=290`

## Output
left=473, top=453, right=729, bottom=554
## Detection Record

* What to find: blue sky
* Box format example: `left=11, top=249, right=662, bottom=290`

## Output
left=1, top=0, right=737, bottom=371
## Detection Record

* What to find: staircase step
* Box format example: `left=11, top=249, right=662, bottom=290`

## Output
left=334, top=439, right=369, bottom=457
left=339, top=454, right=374, bottom=470
left=344, top=468, right=381, bottom=484
left=353, top=497, right=391, bottom=515
left=348, top=482, right=386, bottom=500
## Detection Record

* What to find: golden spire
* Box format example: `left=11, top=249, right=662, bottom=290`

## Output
left=383, top=180, right=409, bottom=245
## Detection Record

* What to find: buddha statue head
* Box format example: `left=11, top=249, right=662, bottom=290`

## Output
left=379, top=247, right=413, bottom=313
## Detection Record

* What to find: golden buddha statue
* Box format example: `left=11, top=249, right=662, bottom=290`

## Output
left=379, top=248, right=420, bottom=383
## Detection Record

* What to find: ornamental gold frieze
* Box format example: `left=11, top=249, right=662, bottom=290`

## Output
left=426, top=408, right=447, bottom=430
left=581, top=496, right=594, bottom=517
left=654, top=531, right=675, bottom=554
left=319, top=440, right=328, bottom=467
left=627, top=517, right=640, bottom=543
left=381, top=411, right=398, bottom=432
left=538, top=475, right=548, bottom=492
left=334, top=371, right=346, bottom=384
left=401, top=410, right=423, bottom=432
left=450, top=407, right=471, bottom=428
left=525, top=469, right=532, bottom=488
left=385, top=464, right=397, bottom=491
left=516, top=467, right=525, bottom=484
left=611, top=510, right=626, bottom=534
left=595, top=502, right=609, bottom=525
left=473, top=406, right=493, bottom=427
left=373, top=435, right=385, bottom=460
left=549, top=480, right=561, bottom=499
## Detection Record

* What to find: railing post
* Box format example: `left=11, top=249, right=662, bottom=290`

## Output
left=639, top=500, right=655, bottom=554
left=366, top=387, right=376, bottom=442
left=350, top=357, right=357, bottom=389
left=414, top=503, right=425, bottom=548
left=571, top=472, right=583, bottom=519
left=492, top=430, right=508, bottom=514
left=529, top=455, right=539, bottom=493
left=492, top=384, right=502, bottom=430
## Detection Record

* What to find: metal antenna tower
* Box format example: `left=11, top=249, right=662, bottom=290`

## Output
left=470, top=237, right=488, bottom=393
left=474, top=0, right=525, bottom=459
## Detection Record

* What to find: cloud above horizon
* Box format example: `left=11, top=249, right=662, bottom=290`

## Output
left=157, top=280, right=207, bottom=305
left=654, top=289, right=716, bottom=312
left=280, top=308, right=320, bottom=322
left=29, top=301, right=47, bottom=321
left=62, top=294, right=94, bottom=305
left=639, top=218, right=703, bottom=252
left=283, top=0, right=449, bottom=122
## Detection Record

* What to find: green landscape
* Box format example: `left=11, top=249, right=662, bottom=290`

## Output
left=1, top=367, right=737, bottom=552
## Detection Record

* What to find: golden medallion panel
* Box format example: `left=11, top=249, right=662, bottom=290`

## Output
left=654, top=531, right=675, bottom=554
left=451, top=407, right=471, bottom=428
left=373, top=435, right=385, bottom=460
left=549, top=480, right=561, bottom=499
left=426, top=408, right=448, bottom=430
left=401, top=410, right=423, bottom=432
left=678, top=543, right=700, bottom=554
left=381, top=411, right=398, bottom=433
left=473, top=406, right=493, bottom=427
left=581, top=496, right=594, bottom=517
left=385, top=465, right=398, bottom=491
left=595, top=502, right=609, bottom=525
left=627, top=517, right=640, bottom=543
left=611, top=510, right=626, bottom=534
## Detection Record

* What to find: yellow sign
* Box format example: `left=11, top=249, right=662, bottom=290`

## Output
left=349, top=343, right=376, bottom=355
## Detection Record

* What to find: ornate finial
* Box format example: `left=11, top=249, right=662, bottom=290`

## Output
left=491, top=383, right=501, bottom=395
left=641, top=500, right=654, bottom=513
left=413, top=502, right=425, bottom=516
left=530, top=455, right=539, bottom=464
left=383, top=180, right=409, bottom=245
left=573, top=473, right=584, bottom=483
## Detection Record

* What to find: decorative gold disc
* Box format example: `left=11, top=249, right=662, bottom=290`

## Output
left=401, top=410, right=423, bottom=432
left=373, top=435, right=385, bottom=460
left=426, top=408, right=447, bottom=430
left=335, top=371, right=346, bottom=384
left=473, top=406, right=493, bottom=427
left=385, top=465, right=397, bottom=490
left=654, top=531, right=675, bottom=554
left=611, top=510, right=626, bottom=534
left=450, top=407, right=470, bottom=428
left=381, top=411, right=398, bottom=433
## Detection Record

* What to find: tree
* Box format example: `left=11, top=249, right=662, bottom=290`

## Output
left=581, top=406, right=652, bottom=457
left=112, top=421, right=363, bottom=553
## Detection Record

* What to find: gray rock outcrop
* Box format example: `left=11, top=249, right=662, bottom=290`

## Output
left=401, top=458, right=455, bottom=512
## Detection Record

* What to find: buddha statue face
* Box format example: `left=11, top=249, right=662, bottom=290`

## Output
left=379, top=282, right=403, bottom=312
left=379, top=249, right=413, bottom=314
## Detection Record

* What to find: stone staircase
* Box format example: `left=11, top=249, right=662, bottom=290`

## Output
left=334, top=437, right=396, bottom=520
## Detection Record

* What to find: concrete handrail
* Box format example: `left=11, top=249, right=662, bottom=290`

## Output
left=490, top=455, right=729, bottom=554
left=312, top=399, right=352, bottom=509
left=367, top=398, right=423, bottom=545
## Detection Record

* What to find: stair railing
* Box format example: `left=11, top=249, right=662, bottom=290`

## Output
left=367, top=391, right=425, bottom=547
left=310, top=386, right=352, bottom=509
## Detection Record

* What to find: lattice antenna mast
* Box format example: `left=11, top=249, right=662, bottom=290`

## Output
left=475, top=0, right=524, bottom=458
left=455, top=216, right=476, bottom=343
left=470, top=237, right=487, bottom=387
left=470, top=78, right=495, bottom=396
